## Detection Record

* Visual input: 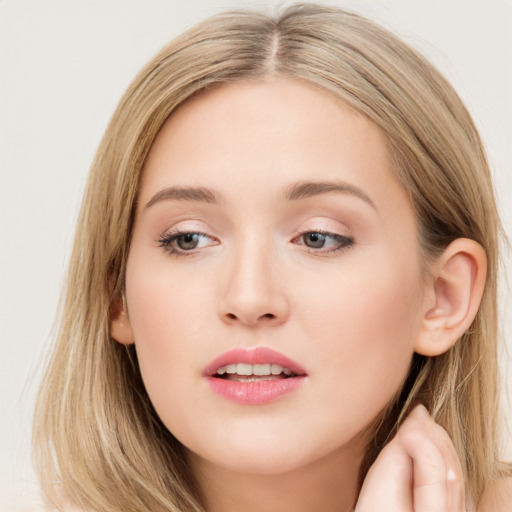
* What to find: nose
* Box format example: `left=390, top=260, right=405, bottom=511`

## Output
left=217, top=243, right=290, bottom=328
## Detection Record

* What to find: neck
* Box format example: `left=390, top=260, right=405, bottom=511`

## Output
left=188, top=442, right=364, bottom=512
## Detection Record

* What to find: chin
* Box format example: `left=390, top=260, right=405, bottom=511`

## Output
left=182, top=421, right=357, bottom=478
left=190, top=444, right=317, bottom=476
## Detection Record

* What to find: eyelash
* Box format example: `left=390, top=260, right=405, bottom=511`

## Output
left=292, top=230, right=354, bottom=255
left=158, top=230, right=216, bottom=258
left=157, top=229, right=354, bottom=258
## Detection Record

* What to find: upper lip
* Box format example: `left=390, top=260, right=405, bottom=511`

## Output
left=203, top=347, right=308, bottom=377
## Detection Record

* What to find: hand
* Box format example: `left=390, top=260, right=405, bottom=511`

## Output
left=354, top=404, right=466, bottom=512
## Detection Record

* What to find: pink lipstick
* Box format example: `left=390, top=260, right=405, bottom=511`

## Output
left=203, top=347, right=307, bottom=405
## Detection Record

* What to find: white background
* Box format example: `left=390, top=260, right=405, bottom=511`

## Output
left=1, top=1, right=511, bottom=510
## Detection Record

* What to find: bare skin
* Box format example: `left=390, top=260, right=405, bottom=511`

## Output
left=111, top=78, right=503, bottom=511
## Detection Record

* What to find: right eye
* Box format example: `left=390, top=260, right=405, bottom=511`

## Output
left=158, top=231, right=218, bottom=257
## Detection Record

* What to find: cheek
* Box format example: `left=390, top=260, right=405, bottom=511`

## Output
left=124, top=258, right=213, bottom=409
left=299, top=256, right=424, bottom=413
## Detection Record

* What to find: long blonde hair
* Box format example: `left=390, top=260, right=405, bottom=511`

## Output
left=33, top=4, right=508, bottom=511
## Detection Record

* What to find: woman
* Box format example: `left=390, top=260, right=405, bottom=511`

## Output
left=33, top=3, right=511, bottom=511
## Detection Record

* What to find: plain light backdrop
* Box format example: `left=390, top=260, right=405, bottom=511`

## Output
left=1, top=1, right=511, bottom=510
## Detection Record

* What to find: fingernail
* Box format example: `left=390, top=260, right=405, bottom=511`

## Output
left=447, top=468, right=457, bottom=481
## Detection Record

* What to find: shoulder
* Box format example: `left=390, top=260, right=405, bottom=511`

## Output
left=477, top=475, right=512, bottom=512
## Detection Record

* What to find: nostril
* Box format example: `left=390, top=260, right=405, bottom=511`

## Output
left=224, top=312, right=276, bottom=322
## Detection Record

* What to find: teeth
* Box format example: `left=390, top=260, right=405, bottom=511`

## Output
left=271, top=364, right=283, bottom=375
left=237, top=363, right=252, bottom=376
left=216, top=363, right=291, bottom=377
left=225, top=364, right=237, bottom=374
left=253, top=364, right=270, bottom=375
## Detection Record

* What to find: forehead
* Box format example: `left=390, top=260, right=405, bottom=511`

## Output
left=140, top=78, right=408, bottom=213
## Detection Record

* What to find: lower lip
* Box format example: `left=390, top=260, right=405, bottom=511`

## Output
left=206, top=376, right=305, bottom=405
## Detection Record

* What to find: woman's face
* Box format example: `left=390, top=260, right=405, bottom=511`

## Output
left=122, top=78, right=428, bottom=475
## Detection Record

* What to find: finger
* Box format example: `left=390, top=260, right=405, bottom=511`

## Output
left=399, top=405, right=466, bottom=512
left=414, top=408, right=466, bottom=512
left=355, top=435, right=413, bottom=512
left=400, top=423, right=448, bottom=511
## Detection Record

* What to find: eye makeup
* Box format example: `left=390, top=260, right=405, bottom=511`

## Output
left=158, top=229, right=218, bottom=258
left=157, top=227, right=354, bottom=259
left=292, top=230, right=354, bottom=256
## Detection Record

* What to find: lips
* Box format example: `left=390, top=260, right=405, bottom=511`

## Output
left=203, top=347, right=307, bottom=378
left=203, top=347, right=307, bottom=405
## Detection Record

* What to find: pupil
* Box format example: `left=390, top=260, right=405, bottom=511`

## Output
left=305, top=232, right=325, bottom=248
left=178, top=233, right=199, bottom=250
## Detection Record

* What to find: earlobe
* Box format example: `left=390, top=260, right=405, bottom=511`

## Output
left=110, top=295, right=135, bottom=345
left=414, top=238, right=487, bottom=357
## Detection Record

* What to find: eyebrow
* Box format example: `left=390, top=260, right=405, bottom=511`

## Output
left=145, top=180, right=376, bottom=209
left=145, top=186, right=221, bottom=208
left=284, top=180, right=376, bottom=209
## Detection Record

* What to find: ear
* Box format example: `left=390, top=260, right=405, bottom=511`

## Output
left=414, top=238, right=487, bottom=357
left=110, top=295, right=135, bottom=345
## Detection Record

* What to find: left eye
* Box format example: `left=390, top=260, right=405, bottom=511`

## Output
left=294, top=231, right=353, bottom=252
